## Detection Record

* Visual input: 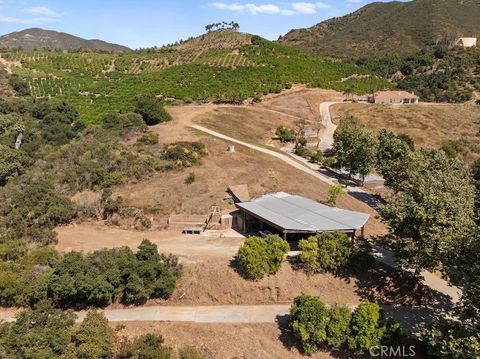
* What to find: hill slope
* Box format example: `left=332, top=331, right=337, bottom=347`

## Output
left=2, top=30, right=389, bottom=122
left=280, top=0, right=480, bottom=58
left=0, top=28, right=130, bottom=52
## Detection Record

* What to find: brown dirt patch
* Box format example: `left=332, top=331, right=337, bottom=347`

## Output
left=167, top=260, right=362, bottom=306
left=116, top=322, right=338, bottom=359
left=55, top=224, right=243, bottom=264
left=196, top=106, right=298, bottom=146
left=258, top=87, right=345, bottom=119
left=331, top=103, right=480, bottom=150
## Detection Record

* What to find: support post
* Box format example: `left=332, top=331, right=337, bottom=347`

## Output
left=242, top=212, right=247, bottom=234
left=361, top=226, right=365, bottom=238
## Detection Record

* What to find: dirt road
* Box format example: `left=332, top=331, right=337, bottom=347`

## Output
left=189, top=124, right=336, bottom=186
left=318, top=101, right=345, bottom=151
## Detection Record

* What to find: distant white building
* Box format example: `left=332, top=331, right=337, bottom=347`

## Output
left=456, top=37, right=477, bottom=48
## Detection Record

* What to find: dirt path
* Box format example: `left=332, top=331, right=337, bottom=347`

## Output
left=190, top=124, right=336, bottom=186
left=318, top=101, right=344, bottom=151
left=0, top=303, right=439, bottom=334
left=0, top=56, right=21, bottom=74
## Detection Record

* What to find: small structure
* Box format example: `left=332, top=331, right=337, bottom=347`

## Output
left=227, top=145, right=236, bottom=153
left=236, top=192, right=370, bottom=240
left=227, top=185, right=251, bottom=204
left=456, top=37, right=477, bottom=48
left=369, top=91, right=419, bottom=105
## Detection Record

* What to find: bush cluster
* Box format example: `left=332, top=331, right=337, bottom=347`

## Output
left=134, top=94, right=172, bottom=125
left=0, top=301, right=184, bottom=358
left=290, top=294, right=406, bottom=355
left=298, top=232, right=352, bottom=273
left=44, top=240, right=181, bottom=308
left=276, top=126, right=296, bottom=143
left=236, top=235, right=290, bottom=280
left=162, top=141, right=208, bottom=168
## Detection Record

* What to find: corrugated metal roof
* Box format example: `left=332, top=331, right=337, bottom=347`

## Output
left=236, top=192, right=370, bottom=232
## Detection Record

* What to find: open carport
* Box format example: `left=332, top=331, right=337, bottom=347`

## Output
left=236, top=192, right=370, bottom=240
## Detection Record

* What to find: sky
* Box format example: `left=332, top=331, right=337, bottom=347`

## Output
left=0, top=0, right=404, bottom=49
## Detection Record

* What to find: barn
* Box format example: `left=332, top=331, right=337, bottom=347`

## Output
left=235, top=192, right=370, bottom=240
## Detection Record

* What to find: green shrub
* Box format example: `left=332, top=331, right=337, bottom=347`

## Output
left=276, top=126, right=295, bottom=143
left=0, top=145, right=31, bottom=186
left=134, top=94, right=172, bottom=125
left=119, top=334, right=172, bottom=359
left=298, top=232, right=352, bottom=272
left=422, top=320, right=480, bottom=359
left=162, top=141, right=208, bottom=168
left=327, top=184, right=346, bottom=206
left=237, top=235, right=289, bottom=280
left=326, top=304, right=352, bottom=348
left=73, top=311, right=115, bottom=359
left=185, top=172, right=196, bottom=185
left=103, top=112, right=147, bottom=134
left=290, top=294, right=329, bottom=355
left=1, top=301, right=76, bottom=357
left=9, top=74, right=30, bottom=96
left=137, top=131, right=159, bottom=145
left=347, top=302, right=385, bottom=354
left=47, top=240, right=181, bottom=308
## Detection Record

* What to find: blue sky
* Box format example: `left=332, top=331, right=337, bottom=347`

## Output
left=0, top=1, right=402, bottom=49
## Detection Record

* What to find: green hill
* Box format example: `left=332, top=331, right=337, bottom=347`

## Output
left=0, top=30, right=388, bottom=122
left=280, top=0, right=480, bottom=58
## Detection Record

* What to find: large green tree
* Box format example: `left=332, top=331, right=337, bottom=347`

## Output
left=333, top=116, right=378, bottom=183
left=134, top=95, right=172, bottom=126
left=73, top=311, right=115, bottom=359
left=377, top=129, right=416, bottom=193
left=382, top=149, right=475, bottom=274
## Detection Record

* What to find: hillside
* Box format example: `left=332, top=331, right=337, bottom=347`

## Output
left=279, top=0, right=480, bottom=58
left=0, top=30, right=388, bottom=122
left=0, top=28, right=130, bottom=52
left=172, top=29, right=253, bottom=51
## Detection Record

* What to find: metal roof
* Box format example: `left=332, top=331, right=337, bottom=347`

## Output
left=236, top=192, right=370, bottom=232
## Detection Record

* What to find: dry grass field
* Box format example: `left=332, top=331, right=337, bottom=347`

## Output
left=116, top=322, right=340, bottom=359
left=331, top=103, right=480, bottom=150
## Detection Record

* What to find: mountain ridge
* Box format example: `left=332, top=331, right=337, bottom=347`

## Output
left=0, top=28, right=130, bottom=52
left=279, top=0, right=480, bottom=57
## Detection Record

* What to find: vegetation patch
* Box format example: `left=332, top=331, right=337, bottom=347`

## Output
left=236, top=235, right=289, bottom=280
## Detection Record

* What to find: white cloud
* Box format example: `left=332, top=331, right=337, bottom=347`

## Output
left=245, top=4, right=281, bottom=14
left=291, top=2, right=317, bottom=14
left=209, top=2, right=333, bottom=16
left=0, top=6, right=63, bottom=24
left=24, top=6, right=62, bottom=18
left=0, top=15, right=60, bottom=24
